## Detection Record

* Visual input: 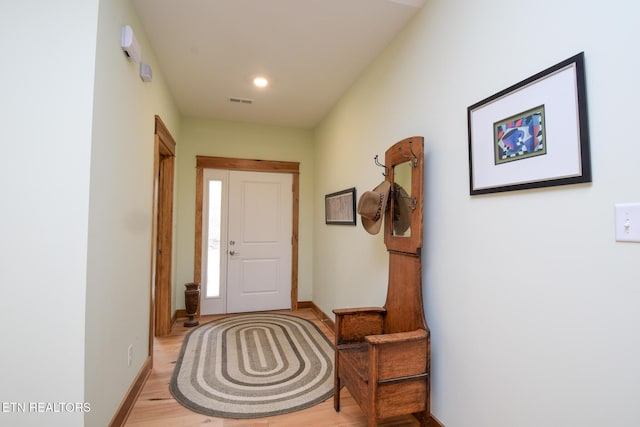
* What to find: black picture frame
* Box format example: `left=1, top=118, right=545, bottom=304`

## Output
left=467, top=52, right=591, bottom=195
left=325, top=187, right=357, bottom=225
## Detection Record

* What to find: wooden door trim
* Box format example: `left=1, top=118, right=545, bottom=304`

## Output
left=196, top=156, right=297, bottom=173
left=194, top=156, right=300, bottom=311
left=155, top=116, right=176, bottom=156
left=151, top=115, right=176, bottom=340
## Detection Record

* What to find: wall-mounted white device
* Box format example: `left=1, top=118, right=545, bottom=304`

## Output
left=121, top=25, right=141, bottom=64
left=140, top=62, right=153, bottom=82
left=615, top=203, right=640, bottom=242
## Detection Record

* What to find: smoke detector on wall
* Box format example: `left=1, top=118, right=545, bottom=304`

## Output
left=121, top=25, right=141, bottom=64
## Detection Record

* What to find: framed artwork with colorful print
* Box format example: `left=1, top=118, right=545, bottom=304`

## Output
left=468, top=52, right=591, bottom=195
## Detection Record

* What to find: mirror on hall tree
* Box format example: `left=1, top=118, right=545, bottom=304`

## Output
left=384, top=136, right=423, bottom=255
left=392, top=160, right=412, bottom=237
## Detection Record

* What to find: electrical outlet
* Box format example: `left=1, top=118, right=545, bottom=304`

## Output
left=127, top=344, right=133, bottom=367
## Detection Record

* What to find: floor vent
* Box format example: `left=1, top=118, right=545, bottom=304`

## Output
left=229, top=97, right=254, bottom=104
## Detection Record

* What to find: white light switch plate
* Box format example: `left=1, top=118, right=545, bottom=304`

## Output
left=615, top=203, right=640, bottom=242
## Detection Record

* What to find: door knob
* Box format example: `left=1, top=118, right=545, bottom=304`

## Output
left=229, top=250, right=240, bottom=256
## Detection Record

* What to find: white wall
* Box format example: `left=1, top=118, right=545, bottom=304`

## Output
left=313, top=0, right=640, bottom=426
left=174, top=118, right=314, bottom=311
left=84, top=0, right=180, bottom=426
left=0, top=1, right=99, bottom=426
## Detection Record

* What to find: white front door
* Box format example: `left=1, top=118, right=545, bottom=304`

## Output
left=226, top=170, right=292, bottom=313
left=200, top=169, right=292, bottom=314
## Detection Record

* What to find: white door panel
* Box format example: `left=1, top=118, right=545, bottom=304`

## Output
left=227, top=171, right=292, bottom=313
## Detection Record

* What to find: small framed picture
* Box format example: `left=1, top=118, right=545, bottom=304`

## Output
left=325, top=187, right=356, bottom=225
left=468, top=52, right=591, bottom=195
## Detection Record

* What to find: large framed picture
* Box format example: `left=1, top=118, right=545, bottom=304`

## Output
left=325, top=187, right=356, bottom=225
left=467, top=52, right=591, bottom=195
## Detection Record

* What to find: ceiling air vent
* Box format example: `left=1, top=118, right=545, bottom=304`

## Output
left=229, top=97, right=254, bottom=104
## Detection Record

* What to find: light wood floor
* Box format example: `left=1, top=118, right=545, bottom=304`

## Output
left=125, top=309, right=419, bottom=427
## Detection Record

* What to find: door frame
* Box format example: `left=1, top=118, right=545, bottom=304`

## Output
left=194, top=156, right=300, bottom=312
left=150, top=115, right=176, bottom=343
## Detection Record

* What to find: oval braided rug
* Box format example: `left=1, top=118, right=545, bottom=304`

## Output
left=169, top=313, right=335, bottom=418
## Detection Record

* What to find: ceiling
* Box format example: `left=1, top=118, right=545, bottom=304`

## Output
left=132, top=0, right=425, bottom=128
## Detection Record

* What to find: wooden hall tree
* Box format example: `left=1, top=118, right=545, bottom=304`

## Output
left=333, top=137, right=430, bottom=426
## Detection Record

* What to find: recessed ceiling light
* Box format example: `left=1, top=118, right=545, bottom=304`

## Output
left=253, top=77, right=269, bottom=88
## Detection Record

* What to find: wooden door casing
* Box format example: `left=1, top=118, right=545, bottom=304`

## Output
left=194, top=156, right=300, bottom=314
left=151, top=115, right=176, bottom=338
